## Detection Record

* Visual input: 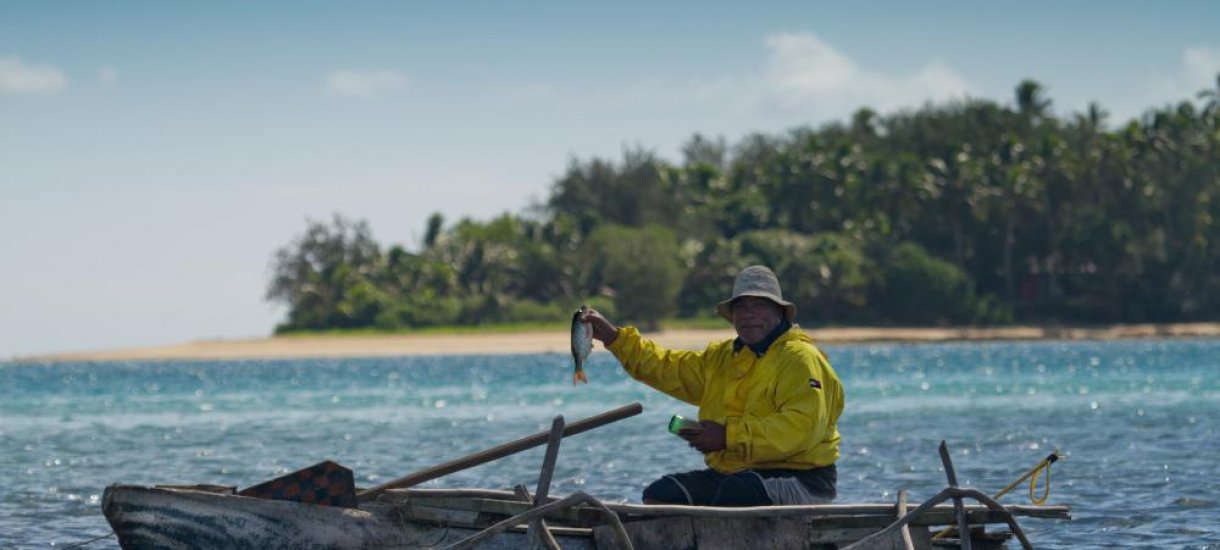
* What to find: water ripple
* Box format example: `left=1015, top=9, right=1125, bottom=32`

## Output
left=3, top=339, right=1219, bottom=548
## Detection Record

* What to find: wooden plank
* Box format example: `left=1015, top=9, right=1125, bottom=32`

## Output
left=910, top=509, right=1055, bottom=527
left=382, top=488, right=1068, bottom=519
left=1004, top=504, right=1072, bottom=519
left=396, top=496, right=1062, bottom=533
left=898, top=490, right=915, bottom=550
left=358, top=403, right=642, bottom=500
left=939, top=441, right=972, bottom=550
left=399, top=504, right=488, bottom=528
left=382, top=489, right=1069, bottom=521
left=526, top=417, right=566, bottom=550
left=515, top=484, right=561, bottom=550
left=602, top=501, right=1069, bottom=520
left=506, top=525, right=594, bottom=538
left=382, top=488, right=526, bottom=501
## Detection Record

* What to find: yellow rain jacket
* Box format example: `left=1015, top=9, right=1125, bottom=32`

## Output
left=608, top=325, right=843, bottom=473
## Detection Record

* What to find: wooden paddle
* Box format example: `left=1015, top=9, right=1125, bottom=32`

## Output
left=357, top=402, right=643, bottom=500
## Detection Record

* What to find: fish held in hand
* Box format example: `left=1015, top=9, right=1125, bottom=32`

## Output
left=570, top=305, right=593, bottom=385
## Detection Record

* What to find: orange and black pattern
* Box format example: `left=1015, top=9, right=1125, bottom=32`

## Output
left=238, top=460, right=357, bottom=508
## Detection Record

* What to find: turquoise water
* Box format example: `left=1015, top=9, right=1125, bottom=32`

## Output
left=2, top=339, right=1219, bottom=549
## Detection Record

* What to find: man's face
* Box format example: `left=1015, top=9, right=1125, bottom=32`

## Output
left=731, top=296, right=783, bottom=345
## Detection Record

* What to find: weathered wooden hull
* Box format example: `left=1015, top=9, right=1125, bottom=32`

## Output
left=102, top=485, right=594, bottom=550
left=103, top=484, right=1068, bottom=549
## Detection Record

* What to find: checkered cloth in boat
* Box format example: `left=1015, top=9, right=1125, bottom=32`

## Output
left=237, top=460, right=357, bottom=508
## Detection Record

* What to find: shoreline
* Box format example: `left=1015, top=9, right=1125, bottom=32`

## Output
left=13, top=322, right=1220, bottom=363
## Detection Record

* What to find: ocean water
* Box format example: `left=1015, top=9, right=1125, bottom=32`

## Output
left=2, top=338, right=1219, bottom=549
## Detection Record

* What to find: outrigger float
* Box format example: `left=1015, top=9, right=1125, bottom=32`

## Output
left=102, top=403, right=1070, bottom=549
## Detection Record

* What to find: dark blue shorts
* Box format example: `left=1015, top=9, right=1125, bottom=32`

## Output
left=642, top=465, right=836, bottom=507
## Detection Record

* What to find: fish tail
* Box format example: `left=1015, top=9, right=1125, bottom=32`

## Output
left=573, top=368, right=588, bottom=385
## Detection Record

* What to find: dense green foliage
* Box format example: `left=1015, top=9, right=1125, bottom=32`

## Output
left=267, top=77, right=1220, bottom=333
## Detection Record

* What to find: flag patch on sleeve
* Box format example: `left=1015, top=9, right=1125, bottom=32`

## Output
left=808, top=378, right=822, bottom=389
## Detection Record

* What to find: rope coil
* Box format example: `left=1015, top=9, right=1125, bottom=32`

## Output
left=1027, top=452, right=1057, bottom=505
left=932, top=451, right=1060, bottom=541
left=990, top=451, right=1059, bottom=505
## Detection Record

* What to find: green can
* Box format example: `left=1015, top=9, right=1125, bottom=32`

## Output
left=667, top=415, right=701, bottom=435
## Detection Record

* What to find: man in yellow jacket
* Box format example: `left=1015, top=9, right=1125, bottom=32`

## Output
left=582, top=265, right=844, bottom=506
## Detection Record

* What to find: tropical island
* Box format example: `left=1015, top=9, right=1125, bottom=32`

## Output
left=268, top=80, right=1220, bottom=331
left=24, top=78, right=1220, bottom=363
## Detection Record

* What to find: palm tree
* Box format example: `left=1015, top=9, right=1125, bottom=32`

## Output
left=1015, top=80, right=1052, bottom=119
left=1197, top=72, right=1220, bottom=116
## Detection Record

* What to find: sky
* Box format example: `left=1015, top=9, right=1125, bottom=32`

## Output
left=2, top=1, right=1219, bottom=359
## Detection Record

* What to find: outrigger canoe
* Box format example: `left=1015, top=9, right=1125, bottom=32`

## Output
left=100, top=404, right=1070, bottom=549
left=102, top=484, right=1069, bottom=549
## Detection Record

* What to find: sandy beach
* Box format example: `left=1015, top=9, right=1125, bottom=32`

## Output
left=16, top=322, right=1220, bottom=363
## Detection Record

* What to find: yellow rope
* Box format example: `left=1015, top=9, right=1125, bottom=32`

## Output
left=931, top=451, right=1060, bottom=540
left=993, top=451, right=1058, bottom=502
left=1028, top=454, right=1053, bottom=505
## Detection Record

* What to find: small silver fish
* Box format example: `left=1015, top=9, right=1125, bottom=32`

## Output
left=570, top=305, right=592, bottom=385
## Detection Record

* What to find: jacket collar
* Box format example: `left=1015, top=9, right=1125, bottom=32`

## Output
left=733, top=318, right=793, bottom=357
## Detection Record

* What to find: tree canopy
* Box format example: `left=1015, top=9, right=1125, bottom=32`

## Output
left=268, top=76, right=1220, bottom=333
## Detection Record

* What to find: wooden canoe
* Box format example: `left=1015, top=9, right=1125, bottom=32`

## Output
left=101, top=484, right=1069, bottom=549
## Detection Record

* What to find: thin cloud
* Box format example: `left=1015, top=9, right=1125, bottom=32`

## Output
left=1181, top=46, right=1220, bottom=95
left=1125, top=45, right=1220, bottom=119
left=498, top=31, right=972, bottom=126
left=762, top=32, right=972, bottom=112
left=0, top=56, right=67, bottom=94
left=325, top=69, right=407, bottom=98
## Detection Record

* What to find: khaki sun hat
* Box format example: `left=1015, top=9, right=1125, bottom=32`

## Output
left=715, top=265, right=797, bottom=322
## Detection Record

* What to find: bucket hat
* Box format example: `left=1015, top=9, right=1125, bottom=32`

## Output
left=715, top=265, right=797, bottom=322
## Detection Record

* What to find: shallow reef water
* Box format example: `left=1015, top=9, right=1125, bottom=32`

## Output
left=2, top=338, right=1218, bottom=548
